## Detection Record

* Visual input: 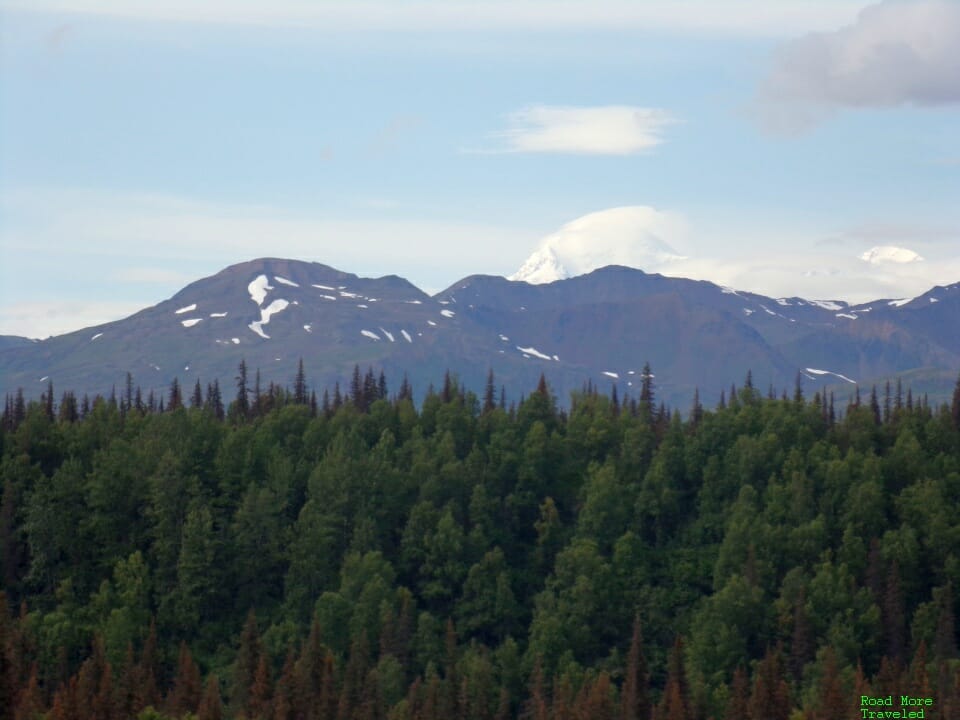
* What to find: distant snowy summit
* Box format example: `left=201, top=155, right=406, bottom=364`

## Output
left=860, top=245, right=924, bottom=265
left=509, top=246, right=569, bottom=284
left=509, top=206, right=687, bottom=284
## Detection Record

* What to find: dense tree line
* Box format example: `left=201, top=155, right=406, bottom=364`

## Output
left=1, top=362, right=960, bottom=719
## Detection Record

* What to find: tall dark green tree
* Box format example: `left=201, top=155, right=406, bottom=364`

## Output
left=234, top=359, right=249, bottom=419
left=294, top=358, right=307, bottom=405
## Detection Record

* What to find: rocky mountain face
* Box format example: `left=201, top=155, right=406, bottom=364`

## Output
left=2, top=258, right=958, bottom=409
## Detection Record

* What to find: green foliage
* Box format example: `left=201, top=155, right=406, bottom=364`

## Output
left=3, top=365, right=959, bottom=719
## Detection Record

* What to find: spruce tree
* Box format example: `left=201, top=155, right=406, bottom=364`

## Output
left=197, top=675, right=223, bottom=720
left=231, top=610, right=262, bottom=715
left=747, top=645, right=790, bottom=720
left=935, top=582, right=958, bottom=660
left=249, top=654, right=272, bottom=720
left=12, top=389, right=25, bottom=428
left=235, top=359, right=249, bottom=418
left=399, top=373, right=413, bottom=403
left=870, top=385, right=881, bottom=425
left=816, top=647, right=847, bottom=720
left=45, top=379, right=54, bottom=420
left=167, top=642, right=202, bottom=717
left=191, top=379, right=203, bottom=409
left=252, top=369, right=262, bottom=417
left=622, top=615, right=651, bottom=720
left=294, top=358, right=307, bottom=405
left=724, top=666, right=749, bottom=720
left=168, top=377, right=183, bottom=411
left=13, top=664, right=44, bottom=720
left=363, top=367, right=378, bottom=409
left=690, top=388, right=703, bottom=426
left=483, top=369, right=496, bottom=414
left=884, top=380, right=892, bottom=423
left=657, top=637, right=690, bottom=720
left=350, top=365, right=364, bottom=410
left=125, top=372, right=134, bottom=414
left=884, top=560, right=906, bottom=666
left=135, top=619, right=160, bottom=712
left=952, top=372, right=960, bottom=429
left=0, top=594, right=18, bottom=718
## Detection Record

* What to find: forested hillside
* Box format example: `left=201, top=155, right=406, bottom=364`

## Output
left=2, top=363, right=960, bottom=719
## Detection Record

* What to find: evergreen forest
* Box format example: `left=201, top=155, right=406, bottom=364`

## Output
left=2, top=360, right=960, bottom=720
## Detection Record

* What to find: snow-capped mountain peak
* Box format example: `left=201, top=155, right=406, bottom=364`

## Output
left=508, top=245, right=569, bottom=284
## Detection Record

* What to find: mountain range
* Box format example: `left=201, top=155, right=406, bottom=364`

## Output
left=2, top=257, right=959, bottom=410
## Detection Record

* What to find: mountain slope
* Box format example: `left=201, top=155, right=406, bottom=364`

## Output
left=1, top=259, right=958, bottom=409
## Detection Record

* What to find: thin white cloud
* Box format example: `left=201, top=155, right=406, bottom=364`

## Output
left=757, top=0, right=960, bottom=132
left=0, top=186, right=534, bottom=335
left=113, top=267, right=198, bottom=284
left=662, top=252, right=960, bottom=304
left=486, top=106, right=674, bottom=155
left=2, top=0, right=866, bottom=36
left=0, top=300, right=147, bottom=339
left=508, top=206, right=960, bottom=303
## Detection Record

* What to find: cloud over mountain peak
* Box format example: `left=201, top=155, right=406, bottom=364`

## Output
left=509, top=206, right=688, bottom=284
left=860, top=245, right=925, bottom=265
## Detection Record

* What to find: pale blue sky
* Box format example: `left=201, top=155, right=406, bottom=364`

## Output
left=1, top=0, right=958, bottom=337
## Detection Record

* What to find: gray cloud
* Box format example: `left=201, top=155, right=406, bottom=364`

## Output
left=757, top=0, right=960, bottom=132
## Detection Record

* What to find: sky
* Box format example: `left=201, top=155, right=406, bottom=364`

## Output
left=0, top=0, right=958, bottom=338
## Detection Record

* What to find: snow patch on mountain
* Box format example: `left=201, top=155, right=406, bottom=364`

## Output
left=516, top=346, right=554, bottom=360
left=603, top=371, right=619, bottom=379
left=805, top=367, right=857, bottom=384
left=860, top=246, right=924, bottom=265
left=509, top=206, right=687, bottom=284
left=401, top=329, right=412, bottom=343
left=361, top=329, right=380, bottom=341
left=248, top=299, right=289, bottom=339
left=91, top=333, right=103, bottom=340
left=274, top=276, right=299, bottom=287
left=175, top=303, right=197, bottom=314
left=210, top=312, right=228, bottom=318
left=440, top=309, right=456, bottom=318
left=888, top=297, right=915, bottom=307
left=181, top=318, right=202, bottom=328
left=380, top=328, right=395, bottom=342
left=808, top=299, right=844, bottom=311
left=248, top=275, right=274, bottom=305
